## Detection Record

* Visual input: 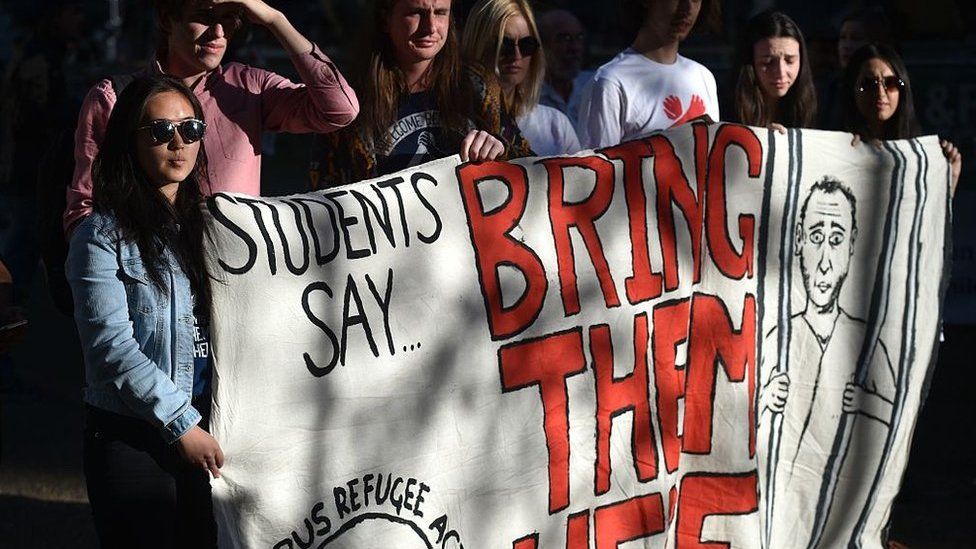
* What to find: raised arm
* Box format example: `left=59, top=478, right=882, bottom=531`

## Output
left=216, top=0, right=359, bottom=133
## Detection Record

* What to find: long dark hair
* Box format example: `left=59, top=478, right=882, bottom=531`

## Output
left=350, top=0, right=473, bottom=152
left=92, top=75, right=211, bottom=313
left=842, top=43, right=920, bottom=140
left=734, top=10, right=817, bottom=128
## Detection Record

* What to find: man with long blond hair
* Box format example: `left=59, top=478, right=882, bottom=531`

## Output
left=309, top=0, right=532, bottom=187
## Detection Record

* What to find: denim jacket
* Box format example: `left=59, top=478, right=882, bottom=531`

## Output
left=67, top=211, right=200, bottom=443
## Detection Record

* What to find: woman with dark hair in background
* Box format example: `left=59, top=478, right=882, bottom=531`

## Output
left=734, top=10, right=817, bottom=131
left=577, top=0, right=721, bottom=149
left=309, top=0, right=531, bottom=188
left=67, top=75, right=221, bottom=548
left=837, top=7, right=894, bottom=72
left=461, top=0, right=580, bottom=156
left=820, top=6, right=894, bottom=130
left=843, top=43, right=962, bottom=194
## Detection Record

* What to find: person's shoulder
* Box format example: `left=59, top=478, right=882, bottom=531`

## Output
left=86, top=210, right=119, bottom=231
left=71, top=211, right=118, bottom=244
left=593, top=49, right=642, bottom=79
left=677, top=54, right=716, bottom=76
left=534, top=104, right=574, bottom=129
left=83, top=69, right=144, bottom=109
left=84, top=77, right=116, bottom=101
left=464, top=62, right=504, bottom=104
left=574, top=70, right=596, bottom=86
left=838, top=308, right=867, bottom=326
left=464, top=62, right=494, bottom=92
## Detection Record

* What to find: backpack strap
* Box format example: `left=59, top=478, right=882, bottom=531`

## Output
left=109, top=73, right=136, bottom=96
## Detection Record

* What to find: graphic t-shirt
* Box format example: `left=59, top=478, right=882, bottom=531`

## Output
left=577, top=49, right=719, bottom=149
left=192, top=301, right=211, bottom=398
left=377, top=91, right=457, bottom=176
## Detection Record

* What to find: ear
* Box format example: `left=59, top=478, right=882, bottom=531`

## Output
left=794, top=223, right=803, bottom=256
left=849, top=226, right=858, bottom=254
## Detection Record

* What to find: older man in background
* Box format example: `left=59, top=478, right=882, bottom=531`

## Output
left=537, top=9, right=592, bottom=130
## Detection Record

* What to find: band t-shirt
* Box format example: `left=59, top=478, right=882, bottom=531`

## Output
left=577, top=49, right=720, bottom=149
left=377, top=91, right=459, bottom=176
left=192, top=301, right=211, bottom=399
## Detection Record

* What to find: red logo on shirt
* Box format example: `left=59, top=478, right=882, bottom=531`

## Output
left=663, top=94, right=706, bottom=128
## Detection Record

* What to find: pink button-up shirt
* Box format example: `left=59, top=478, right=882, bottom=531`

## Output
left=64, top=44, right=359, bottom=233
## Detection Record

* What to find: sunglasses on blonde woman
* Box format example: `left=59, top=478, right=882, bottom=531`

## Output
left=137, top=119, right=207, bottom=145
left=500, top=36, right=540, bottom=58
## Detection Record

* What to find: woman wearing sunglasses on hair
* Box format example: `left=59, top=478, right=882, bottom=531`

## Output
left=843, top=43, right=961, bottom=194
left=461, top=0, right=580, bottom=156
left=66, top=75, right=220, bottom=548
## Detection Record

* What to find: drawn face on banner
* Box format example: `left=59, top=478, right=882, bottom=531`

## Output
left=795, top=182, right=858, bottom=312
left=386, top=0, right=452, bottom=68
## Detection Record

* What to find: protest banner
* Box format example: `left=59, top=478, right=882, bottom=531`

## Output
left=203, top=123, right=949, bottom=549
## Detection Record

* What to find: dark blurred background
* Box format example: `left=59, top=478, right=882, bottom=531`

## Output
left=0, top=0, right=973, bottom=547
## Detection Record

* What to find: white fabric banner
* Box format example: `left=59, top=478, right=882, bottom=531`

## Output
left=204, top=124, right=949, bottom=549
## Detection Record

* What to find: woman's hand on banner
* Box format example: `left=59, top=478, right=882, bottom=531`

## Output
left=940, top=139, right=962, bottom=197
left=460, top=130, right=505, bottom=163
left=177, top=425, right=226, bottom=479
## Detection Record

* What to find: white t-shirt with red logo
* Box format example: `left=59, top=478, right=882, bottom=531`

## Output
left=577, top=49, right=719, bottom=149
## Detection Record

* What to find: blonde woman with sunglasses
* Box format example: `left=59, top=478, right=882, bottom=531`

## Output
left=461, top=0, right=580, bottom=156
left=309, top=0, right=534, bottom=188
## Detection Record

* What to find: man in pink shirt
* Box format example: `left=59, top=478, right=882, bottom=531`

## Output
left=64, top=0, right=360, bottom=233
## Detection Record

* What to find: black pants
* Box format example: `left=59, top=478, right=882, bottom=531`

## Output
left=83, top=401, right=216, bottom=549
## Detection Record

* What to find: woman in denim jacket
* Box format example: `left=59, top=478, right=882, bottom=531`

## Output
left=67, top=75, right=221, bottom=548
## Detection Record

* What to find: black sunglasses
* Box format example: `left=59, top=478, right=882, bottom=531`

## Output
left=554, top=32, right=584, bottom=45
left=500, top=36, right=540, bottom=58
left=857, top=76, right=905, bottom=94
left=138, top=119, right=207, bottom=145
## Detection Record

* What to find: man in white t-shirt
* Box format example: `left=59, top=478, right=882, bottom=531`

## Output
left=577, top=0, right=720, bottom=149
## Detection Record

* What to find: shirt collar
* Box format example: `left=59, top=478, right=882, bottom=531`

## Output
left=148, top=51, right=223, bottom=91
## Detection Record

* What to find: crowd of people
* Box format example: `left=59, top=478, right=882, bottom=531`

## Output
left=0, top=0, right=965, bottom=547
